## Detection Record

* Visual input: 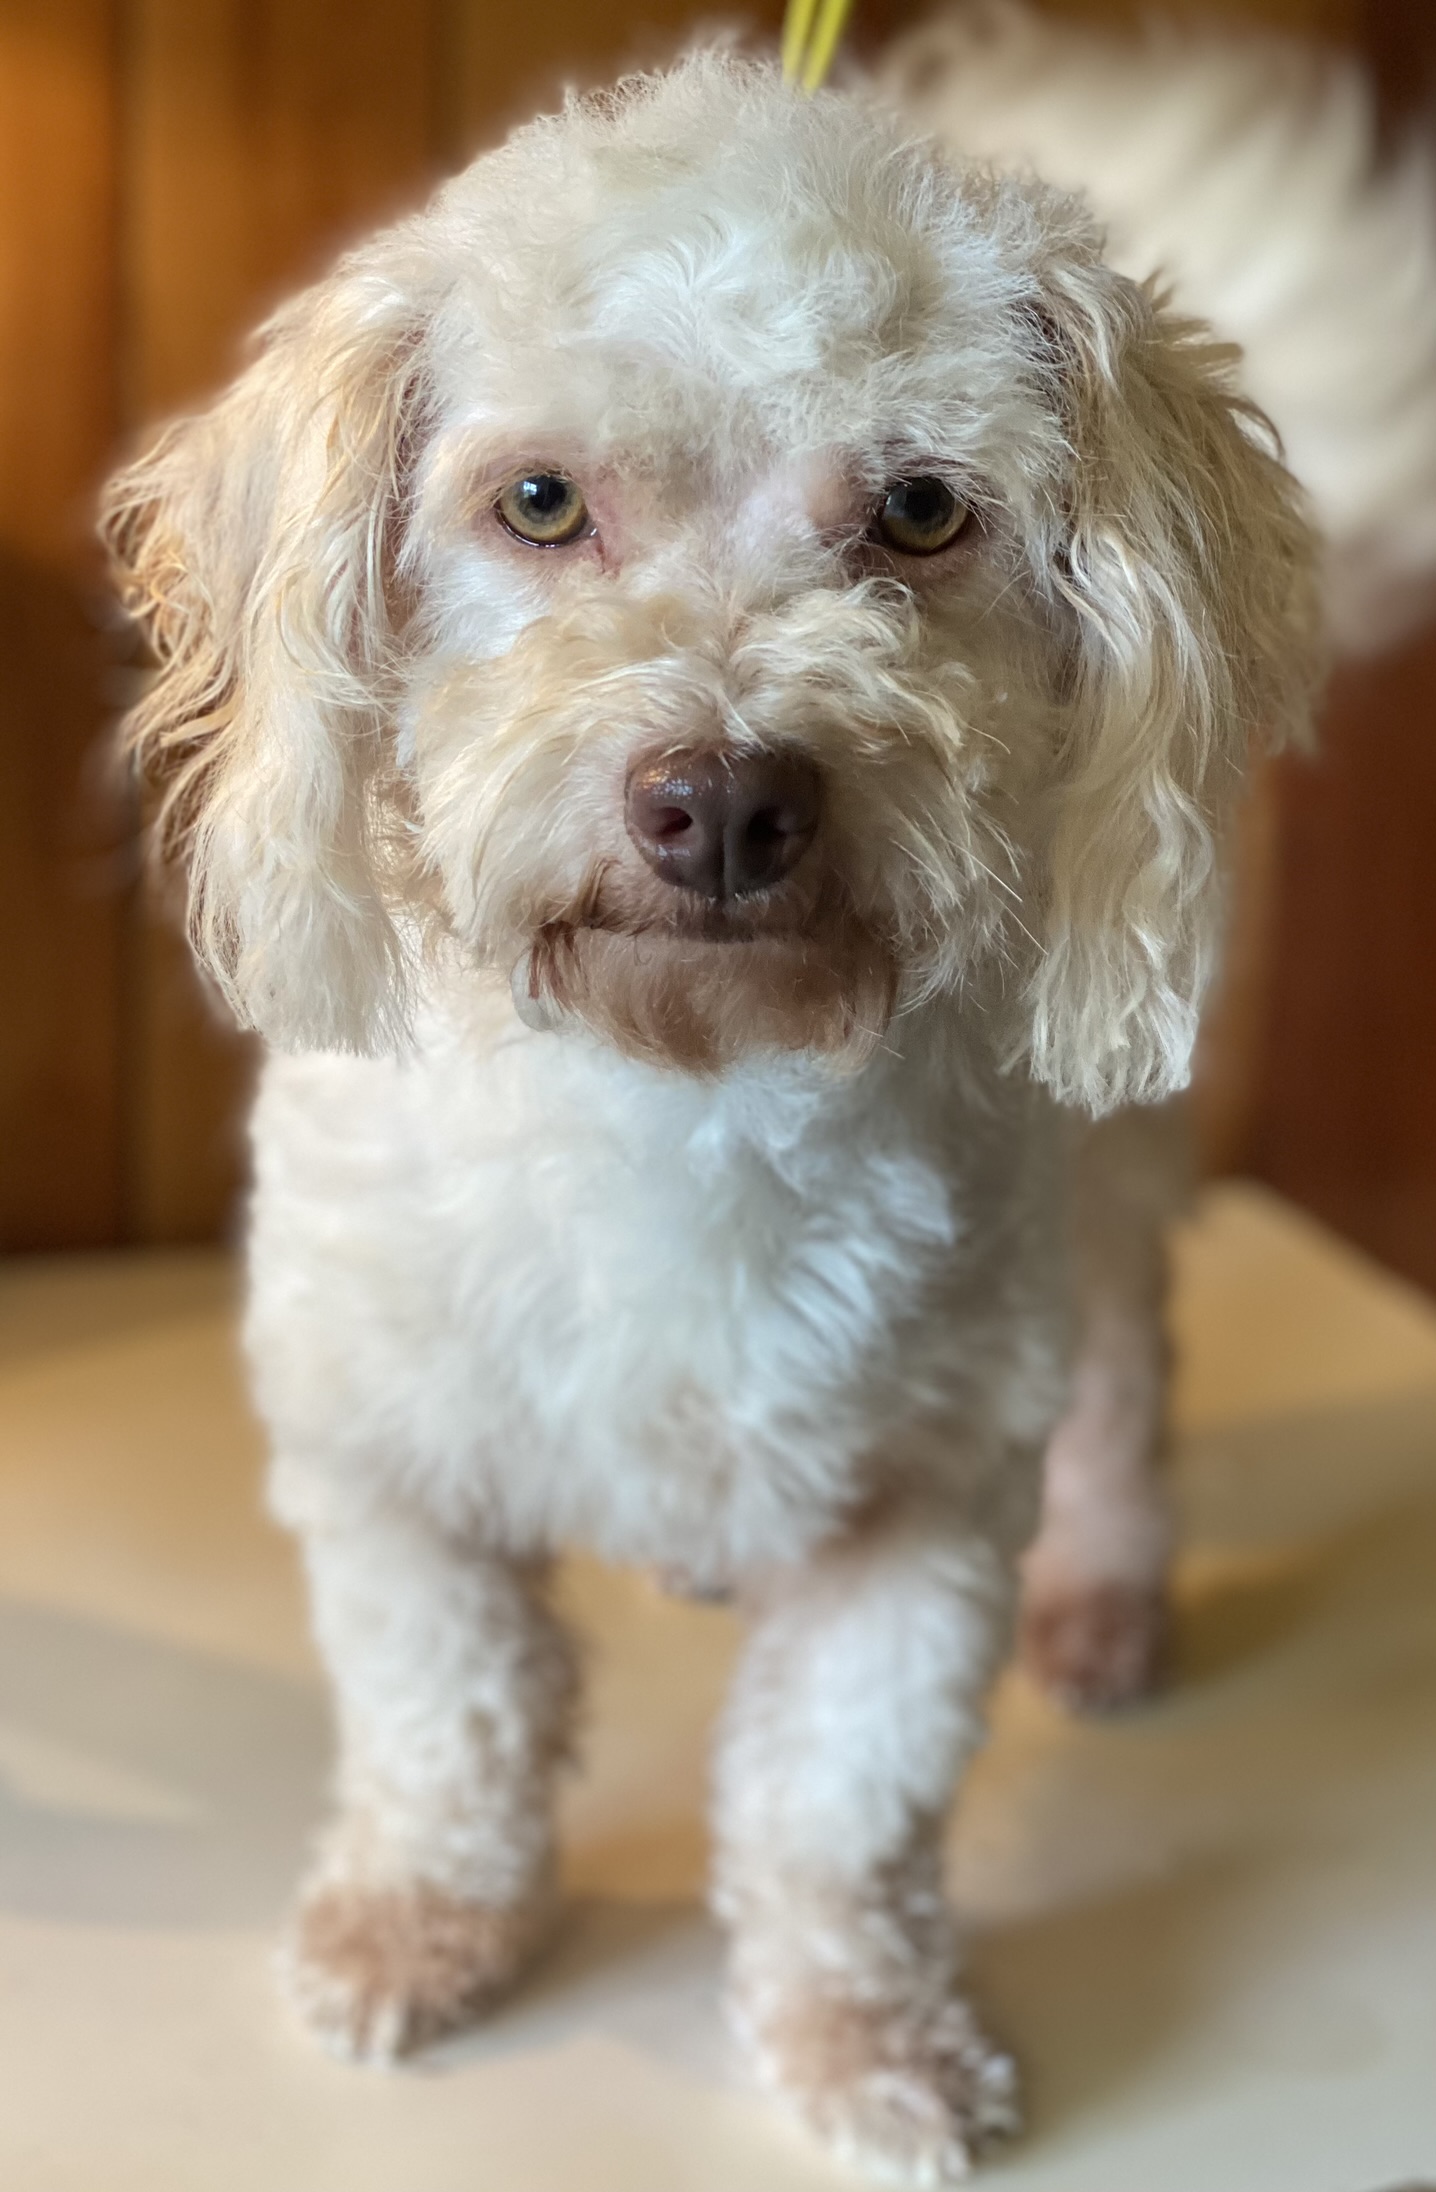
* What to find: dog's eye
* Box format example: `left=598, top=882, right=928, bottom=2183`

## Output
left=875, top=477, right=970, bottom=556
left=495, top=472, right=591, bottom=547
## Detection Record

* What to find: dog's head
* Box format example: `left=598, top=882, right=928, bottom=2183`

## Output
left=104, top=52, right=1320, bottom=1112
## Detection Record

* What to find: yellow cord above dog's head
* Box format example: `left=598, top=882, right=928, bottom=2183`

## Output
left=781, top=0, right=855, bottom=91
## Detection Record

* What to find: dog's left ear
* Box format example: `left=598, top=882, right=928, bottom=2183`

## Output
left=1018, top=263, right=1322, bottom=1115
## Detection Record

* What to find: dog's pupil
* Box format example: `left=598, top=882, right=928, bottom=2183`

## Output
left=522, top=476, right=569, bottom=515
left=894, top=479, right=950, bottom=529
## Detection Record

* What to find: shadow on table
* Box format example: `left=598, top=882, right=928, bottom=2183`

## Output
left=0, top=1597, right=325, bottom=1928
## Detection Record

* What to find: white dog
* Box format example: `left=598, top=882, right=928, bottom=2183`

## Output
left=103, top=20, right=1431, bottom=2181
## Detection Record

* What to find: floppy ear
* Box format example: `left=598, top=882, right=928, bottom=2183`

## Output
left=102, top=259, right=425, bottom=1053
left=1020, top=262, right=1323, bottom=1115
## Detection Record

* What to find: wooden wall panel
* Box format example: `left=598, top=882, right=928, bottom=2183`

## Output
left=1363, top=0, right=1436, bottom=138
left=0, top=0, right=122, bottom=1249
left=125, top=0, right=444, bottom=416
left=1235, top=0, right=1436, bottom=1293
left=439, top=0, right=783, bottom=163
left=119, top=0, right=445, bottom=1241
left=1249, top=632, right=1436, bottom=1294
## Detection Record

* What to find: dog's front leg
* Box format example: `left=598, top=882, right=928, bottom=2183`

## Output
left=281, top=1509, right=578, bottom=2062
left=713, top=1499, right=1023, bottom=2184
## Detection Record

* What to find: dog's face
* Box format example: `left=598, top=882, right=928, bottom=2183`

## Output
left=105, top=54, right=1320, bottom=1111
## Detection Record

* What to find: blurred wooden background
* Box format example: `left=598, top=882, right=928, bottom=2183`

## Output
left=2, top=0, right=1434, bottom=1289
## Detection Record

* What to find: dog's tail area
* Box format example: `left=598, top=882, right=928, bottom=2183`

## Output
left=882, top=3, right=1436, bottom=653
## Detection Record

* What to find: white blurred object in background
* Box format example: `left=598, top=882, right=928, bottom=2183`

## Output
left=885, top=2, right=1436, bottom=653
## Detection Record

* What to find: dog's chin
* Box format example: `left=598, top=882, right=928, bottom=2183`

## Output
left=512, top=915, right=898, bottom=1074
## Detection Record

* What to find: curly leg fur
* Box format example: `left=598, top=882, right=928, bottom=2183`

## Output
left=284, top=1513, right=578, bottom=2061
left=715, top=1504, right=1023, bottom=2184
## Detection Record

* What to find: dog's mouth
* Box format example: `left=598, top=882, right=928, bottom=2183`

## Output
left=510, top=866, right=898, bottom=1071
left=531, top=859, right=823, bottom=962
left=570, top=899, right=783, bottom=948
left=520, top=895, right=809, bottom=1013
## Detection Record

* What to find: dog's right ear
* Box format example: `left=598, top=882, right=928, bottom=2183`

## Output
left=102, top=258, right=427, bottom=1053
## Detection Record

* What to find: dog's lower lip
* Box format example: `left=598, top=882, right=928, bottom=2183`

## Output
left=586, top=920, right=753, bottom=947
left=571, top=909, right=783, bottom=946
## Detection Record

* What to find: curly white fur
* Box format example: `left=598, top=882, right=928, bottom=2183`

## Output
left=101, top=44, right=1348, bottom=2184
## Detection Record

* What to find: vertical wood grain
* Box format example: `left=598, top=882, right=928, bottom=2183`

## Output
left=1238, top=0, right=1436, bottom=1292
left=119, top=0, right=443, bottom=1241
left=1362, top=0, right=1436, bottom=136
left=438, top=0, right=784, bottom=165
left=0, top=0, right=122, bottom=1248
left=1250, top=627, right=1436, bottom=1294
left=125, top=0, right=444, bottom=417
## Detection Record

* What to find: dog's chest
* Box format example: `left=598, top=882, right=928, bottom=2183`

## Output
left=252, top=1006, right=1035, bottom=1573
left=442, top=1032, right=969, bottom=1562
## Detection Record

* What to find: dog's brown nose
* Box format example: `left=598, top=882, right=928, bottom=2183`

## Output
left=625, top=748, right=821, bottom=899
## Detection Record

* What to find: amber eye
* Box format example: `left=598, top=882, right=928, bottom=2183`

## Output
left=875, top=476, right=971, bottom=556
left=495, top=472, right=591, bottom=546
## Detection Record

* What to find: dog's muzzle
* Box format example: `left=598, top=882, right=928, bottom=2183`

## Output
left=624, top=746, right=820, bottom=900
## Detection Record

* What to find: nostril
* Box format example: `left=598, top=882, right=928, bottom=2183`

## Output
left=728, top=770, right=821, bottom=892
left=650, top=806, right=696, bottom=842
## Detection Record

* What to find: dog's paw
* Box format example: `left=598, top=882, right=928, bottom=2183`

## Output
left=281, top=1877, right=550, bottom=2063
left=750, top=1986, right=1020, bottom=2186
left=1021, top=1579, right=1167, bottom=1715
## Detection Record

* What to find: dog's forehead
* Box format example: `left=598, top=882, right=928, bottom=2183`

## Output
left=427, top=65, right=1054, bottom=476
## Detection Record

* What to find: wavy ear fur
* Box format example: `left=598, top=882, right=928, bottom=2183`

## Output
left=1023, top=263, right=1323, bottom=1115
left=102, top=260, right=424, bottom=1053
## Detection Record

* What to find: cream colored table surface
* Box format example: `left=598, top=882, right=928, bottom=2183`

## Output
left=1, top=1185, right=1434, bottom=2192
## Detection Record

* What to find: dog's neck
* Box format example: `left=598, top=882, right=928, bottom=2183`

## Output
left=418, top=960, right=1034, bottom=1173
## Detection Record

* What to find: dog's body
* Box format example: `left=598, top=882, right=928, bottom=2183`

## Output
left=254, top=977, right=1067, bottom=2144
left=103, top=16, right=1436, bottom=2182
left=256, top=994, right=1062, bottom=1589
